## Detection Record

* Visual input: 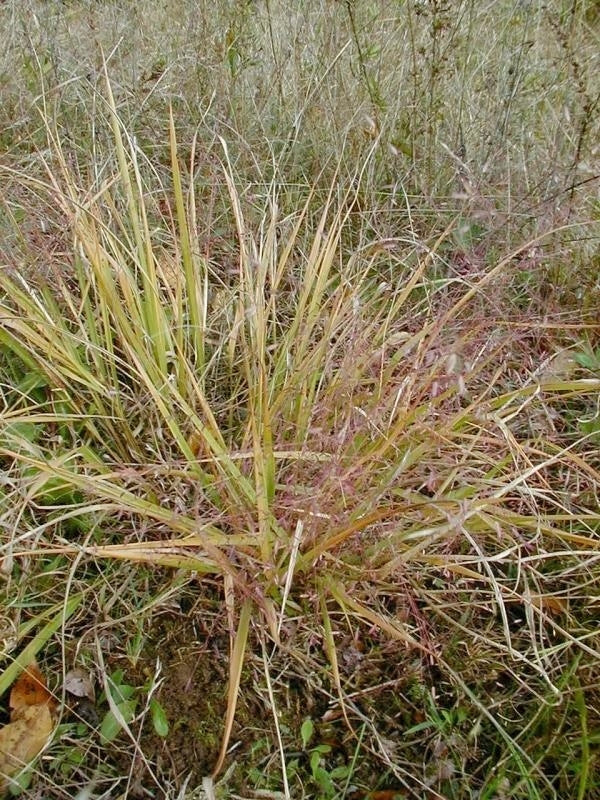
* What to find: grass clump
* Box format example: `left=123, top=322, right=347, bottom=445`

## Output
left=0, top=1, right=599, bottom=798
left=1, top=86, right=599, bottom=797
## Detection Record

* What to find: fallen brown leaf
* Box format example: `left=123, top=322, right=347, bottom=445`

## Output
left=0, top=704, right=53, bottom=791
left=1, top=661, right=56, bottom=792
left=9, top=662, right=54, bottom=712
left=64, top=668, right=95, bottom=702
left=528, top=594, right=568, bottom=617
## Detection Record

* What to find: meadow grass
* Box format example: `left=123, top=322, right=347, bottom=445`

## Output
left=1, top=1, right=599, bottom=798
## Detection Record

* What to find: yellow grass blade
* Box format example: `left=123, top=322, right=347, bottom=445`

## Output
left=211, top=597, right=252, bottom=777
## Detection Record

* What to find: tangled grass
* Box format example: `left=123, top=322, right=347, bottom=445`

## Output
left=1, top=2, right=599, bottom=798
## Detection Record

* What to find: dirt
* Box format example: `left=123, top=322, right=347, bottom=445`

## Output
left=74, top=574, right=600, bottom=800
left=150, top=624, right=226, bottom=777
left=106, top=596, right=423, bottom=799
left=115, top=612, right=232, bottom=795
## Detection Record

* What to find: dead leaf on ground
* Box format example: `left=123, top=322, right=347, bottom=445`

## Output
left=64, top=668, right=95, bottom=702
left=527, top=594, right=568, bottom=617
left=0, top=660, right=56, bottom=792
left=9, top=662, right=54, bottom=712
left=0, top=704, right=54, bottom=785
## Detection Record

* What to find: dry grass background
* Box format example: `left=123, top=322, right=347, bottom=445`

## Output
left=1, top=1, right=599, bottom=799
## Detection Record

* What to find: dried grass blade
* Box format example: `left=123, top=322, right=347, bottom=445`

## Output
left=212, top=597, right=252, bottom=777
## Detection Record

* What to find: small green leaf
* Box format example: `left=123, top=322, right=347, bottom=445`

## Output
left=285, top=758, right=300, bottom=779
left=309, top=748, right=322, bottom=774
left=36, top=477, right=84, bottom=506
left=107, top=670, right=124, bottom=688
left=312, top=765, right=336, bottom=796
left=102, top=673, right=136, bottom=705
left=99, top=711, right=121, bottom=744
left=1, top=422, right=40, bottom=451
left=100, top=699, right=137, bottom=743
left=150, top=698, right=169, bottom=737
left=300, top=717, right=314, bottom=749
left=7, top=765, right=33, bottom=796
left=16, top=370, right=49, bottom=395
left=404, top=719, right=436, bottom=735
left=581, top=418, right=600, bottom=438
left=330, top=765, right=351, bottom=779
left=574, top=351, right=600, bottom=371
